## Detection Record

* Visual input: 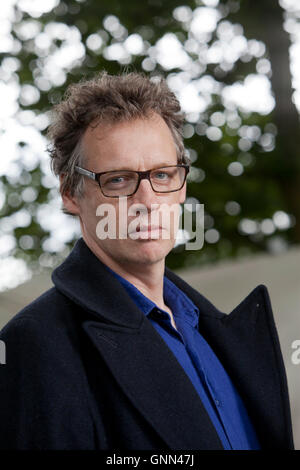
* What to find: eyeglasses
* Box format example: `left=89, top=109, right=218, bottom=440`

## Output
left=75, top=164, right=189, bottom=197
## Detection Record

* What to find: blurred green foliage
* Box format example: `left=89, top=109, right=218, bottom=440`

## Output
left=1, top=0, right=300, bottom=273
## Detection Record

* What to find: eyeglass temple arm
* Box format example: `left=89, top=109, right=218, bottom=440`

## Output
left=75, top=166, right=96, bottom=180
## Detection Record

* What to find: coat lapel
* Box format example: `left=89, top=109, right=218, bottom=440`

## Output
left=83, top=317, right=223, bottom=449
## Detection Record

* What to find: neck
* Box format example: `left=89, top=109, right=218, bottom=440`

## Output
left=82, top=235, right=168, bottom=311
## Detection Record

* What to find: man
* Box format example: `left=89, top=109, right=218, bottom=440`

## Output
left=0, top=72, right=294, bottom=450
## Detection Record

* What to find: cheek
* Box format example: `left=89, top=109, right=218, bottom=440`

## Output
left=80, top=190, right=105, bottom=223
left=81, top=200, right=97, bottom=221
left=95, top=200, right=123, bottom=240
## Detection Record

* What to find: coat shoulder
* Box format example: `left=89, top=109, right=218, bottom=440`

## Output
left=1, top=286, right=77, bottom=334
left=0, top=286, right=85, bottom=369
left=0, top=285, right=97, bottom=450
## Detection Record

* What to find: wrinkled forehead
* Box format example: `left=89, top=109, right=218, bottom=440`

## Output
left=81, top=113, right=178, bottom=170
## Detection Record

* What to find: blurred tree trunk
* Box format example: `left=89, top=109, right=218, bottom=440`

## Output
left=231, top=0, right=300, bottom=242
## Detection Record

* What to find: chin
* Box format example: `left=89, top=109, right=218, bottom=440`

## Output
left=100, top=238, right=174, bottom=267
left=128, top=239, right=173, bottom=264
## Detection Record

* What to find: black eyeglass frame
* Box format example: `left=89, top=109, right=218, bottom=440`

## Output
left=74, top=164, right=190, bottom=197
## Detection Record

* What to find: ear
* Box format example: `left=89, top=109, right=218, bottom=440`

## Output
left=60, top=174, right=80, bottom=215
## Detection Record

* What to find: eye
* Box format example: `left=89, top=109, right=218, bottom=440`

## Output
left=153, top=171, right=169, bottom=180
left=103, top=173, right=133, bottom=186
left=107, top=176, right=126, bottom=184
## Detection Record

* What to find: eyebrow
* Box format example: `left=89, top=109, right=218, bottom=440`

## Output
left=95, top=162, right=179, bottom=172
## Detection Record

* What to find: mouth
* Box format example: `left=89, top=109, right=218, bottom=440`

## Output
left=136, top=225, right=162, bottom=233
left=128, top=225, right=166, bottom=239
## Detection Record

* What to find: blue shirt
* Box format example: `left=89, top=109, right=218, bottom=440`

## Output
left=105, top=265, right=260, bottom=450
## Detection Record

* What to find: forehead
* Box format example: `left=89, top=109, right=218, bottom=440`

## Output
left=81, top=113, right=177, bottom=170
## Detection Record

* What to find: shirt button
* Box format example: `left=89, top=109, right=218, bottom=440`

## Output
left=215, top=399, right=221, bottom=407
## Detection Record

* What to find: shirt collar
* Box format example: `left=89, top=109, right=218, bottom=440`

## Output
left=163, top=276, right=199, bottom=327
left=104, top=264, right=199, bottom=328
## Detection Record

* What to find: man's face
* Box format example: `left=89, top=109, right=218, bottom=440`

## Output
left=62, top=113, right=186, bottom=269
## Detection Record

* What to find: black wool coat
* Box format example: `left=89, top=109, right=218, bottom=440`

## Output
left=0, top=238, right=294, bottom=450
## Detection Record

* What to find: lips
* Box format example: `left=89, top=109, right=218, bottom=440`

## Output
left=136, top=225, right=162, bottom=232
left=128, top=225, right=165, bottom=237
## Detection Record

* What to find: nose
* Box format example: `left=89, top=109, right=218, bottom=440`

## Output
left=130, top=177, right=159, bottom=209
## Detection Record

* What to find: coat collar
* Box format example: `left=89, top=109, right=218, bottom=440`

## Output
left=52, top=237, right=294, bottom=449
left=52, top=238, right=144, bottom=328
left=52, top=237, right=224, bottom=328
